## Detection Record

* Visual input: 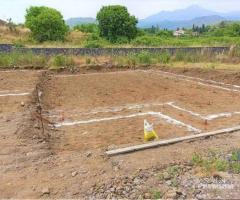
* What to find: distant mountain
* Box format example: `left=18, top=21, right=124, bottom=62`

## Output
left=147, top=15, right=225, bottom=30
left=141, top=5, right=218, bottom=23
left=223, top=11, right=240, bottom=20
left=65, top=5, right=240, bottom=30
left=66, top=17, right=96, bottom=27
left=138, top=5, right=240, bottom=29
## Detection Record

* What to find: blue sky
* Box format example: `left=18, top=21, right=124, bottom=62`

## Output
left=1, top=0, right=240, bottom=23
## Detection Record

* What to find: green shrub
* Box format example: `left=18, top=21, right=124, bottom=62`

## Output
left=136, top=51, right=152, bottom=64
left=126, top=54, right=137, bottom=66
left=231, top=150, right=240, bottom=161
left=115, top=36, right=129, bottom=44
left=192, top=153, right=204, bottom=166
left=73, top=23, right=98, bottom=34
left=52, top=55, right=74, bottom=67
left=13, top=40, right=25, bottom=48
left=157, top=51, right=171, bottom=64
left=230, top=162, right=240, bottom=174
left=84, top=41, right=103, bottom=48
left=151, top=190, right=163, bottom=199
left=84, top=34, right=105, bottom=48
left=214, top=159, right=229, bottom=171
left=173, top=51, right=185, bottom=62
left=25, top=6, right=69, bottom=42
left=85, top=57, right=91, bottom=64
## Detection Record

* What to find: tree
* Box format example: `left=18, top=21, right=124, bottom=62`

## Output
left=96, top=5, right=138, bottom=42
left=25, top=6, right=69, bottom=42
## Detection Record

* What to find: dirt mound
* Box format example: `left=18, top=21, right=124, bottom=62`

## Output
left=0, top=19, right=6, bottom=26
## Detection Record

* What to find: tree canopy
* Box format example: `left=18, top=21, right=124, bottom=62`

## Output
left=25, top=6, right=69, bottom=42
left=96, top=5, right=138, bottom=43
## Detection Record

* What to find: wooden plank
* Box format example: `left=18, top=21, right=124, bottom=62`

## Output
left=106, top=126, right=240, bottom=156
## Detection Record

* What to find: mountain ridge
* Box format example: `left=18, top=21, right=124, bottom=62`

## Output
left=66, top=5, right=240, bottom=30
left=138, top=5, right=240, bottom=29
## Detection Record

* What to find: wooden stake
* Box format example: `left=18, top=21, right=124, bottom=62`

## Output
left=106, top=126, right=240, bottom=156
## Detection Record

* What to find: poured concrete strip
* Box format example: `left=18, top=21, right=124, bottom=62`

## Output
left=54, top=111, right=201, bottom=133
left=149, top=111, right=201, bottom=133
left=166, top=102, right=205, bottom=120
left=167, top=102, right=240, bottom=121
left=47, top=102, right=170, bottom=118
left=0, top=90, right=24, bottom=94
left=81, top=102, right=169, bottom=115
left=197, top=82, right=240, bottom=92
left=153, top=70, right=240, bottom=90
left=205, top=112, right=240, bottom=120
left=147, top=70, right=240, bottom=93
left=54, top=112, right=151, bottom=127
left=106, top=125, right=240, bottom=156
left=0, top=92, right=30, bottom=97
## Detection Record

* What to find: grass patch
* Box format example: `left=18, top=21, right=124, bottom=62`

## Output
left=231, top=149, right=240, bottom=161
left=191, top=150, right=240, bottom=175
left=150, top=189, right=163, bottom=199
left=0, top=51, right=47, bottom=68
left=1, top=47, right=240, bottom=69
left=112, top=48, right=240, bottom=67
left=51, top=55, right=74, bottom=67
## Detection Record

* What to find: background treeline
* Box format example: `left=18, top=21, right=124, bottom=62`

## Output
left=1, top=5, right=240, bottom=47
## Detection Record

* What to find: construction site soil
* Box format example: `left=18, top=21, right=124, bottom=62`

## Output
left=0, top=67, right=239, bottom=198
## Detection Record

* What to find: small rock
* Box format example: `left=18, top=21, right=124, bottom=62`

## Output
left=32, top=135, right=38, bottom=139
left=163, top=172, right=171, bottom=180
left=41, top=187, right=50, bottom=195
left=72, top=191, right=79, bottom=195
left=32, top=185, right=36, bottom=191
left=110, top=187, right=115, bottom=192
left=176, top=190, right=185, bottom=198
left=85, top=151, right=92, bottom=157
left=166, top=180, right=172, bottom=186
left=34, top=124, right=40, bottom=129
left=133, top=178, right=141, bottom=185
left=113, top=166, right=120, bottom=171
left=72, top=171, right=78, bottom=177
left=165, top=189, right=177, bottom=199
left=59, top=173, right=64, bottom=178
left=144, top=193, right=151, bottom=199
left=21, top=101, right=25, bottom=107
left=111, top=160, right=119, bottom=167
left=80, top=170, right=88, bottom=174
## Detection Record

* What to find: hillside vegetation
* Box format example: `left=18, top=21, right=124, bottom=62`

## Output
left=1, top=5, right=240, bottom=48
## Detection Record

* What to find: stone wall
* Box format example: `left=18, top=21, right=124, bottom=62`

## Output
left=0, top=44, right=230, bottom=56
left=0, top=44, right=13, bottom=52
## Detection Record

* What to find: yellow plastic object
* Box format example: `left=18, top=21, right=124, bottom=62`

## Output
left=144, top=120, right=159, bottom=141
left=144, top=130, right=158, bottom=141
